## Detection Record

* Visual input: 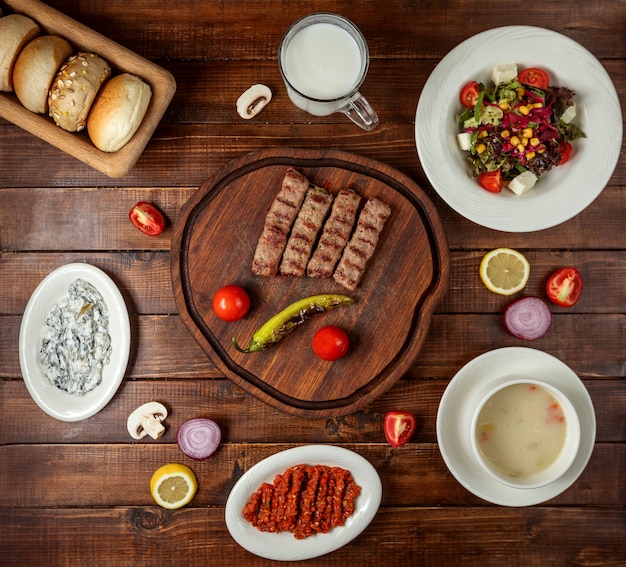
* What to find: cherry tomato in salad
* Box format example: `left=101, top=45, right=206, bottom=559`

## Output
left=212, top=285, right=251, bottom=322
left=518, top=67, right=550, bottom=90
left=546, top=267, right=583, bottom=307
left=558, top=141, right=573, bottom=165
left=383, top=411, right=417, bottom=447
left=129, top=202, right=166, bottom=236
left=460, top=81, right=481, bottom=108
left=312, top=326, right=350, bottom=361
left=478, top=170, right=503, bottom=193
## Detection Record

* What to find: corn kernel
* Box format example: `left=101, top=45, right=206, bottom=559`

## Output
left=530, top=137, right=540, bottom=147
left=516, top=144, right=525, bottom=153
left=522, top=128, right=534, bottom=138
left=518, top=105, right=530, bottom=116
left=498, top=101, right=509, bottom=110
left=478, top=130, right=488, bottom=138
left=537, top=147, right=546, bottom=154
left=510, top=135, right=521, bottom=146
left=475, top=143, right=486, bottom=154
left=516, top=87, right=525, bottom=97
left=501, top=130, right=510, bottom=139
left=532, top=102, right=543, bottom=109
left=525, top=151, right=536, bottom=160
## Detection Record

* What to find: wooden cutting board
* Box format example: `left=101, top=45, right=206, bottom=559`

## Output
left=171, top=148, right=449, bottom=417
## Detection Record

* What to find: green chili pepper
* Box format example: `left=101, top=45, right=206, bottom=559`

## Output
left=232, top=294, right=355, bottom=353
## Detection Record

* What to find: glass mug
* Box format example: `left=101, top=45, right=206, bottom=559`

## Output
left=278, top=13, right=379, bottom=131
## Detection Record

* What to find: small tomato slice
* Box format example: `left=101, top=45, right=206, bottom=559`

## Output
left=312, top=326, right=350, bottom=361
left=518, top=67, right=550, bottom=90
left=212, top=285, right=251, bottom=322
left=479, top=170, right=503, bottom=193
left=129, top=202, right=166, bottom=236
left=546, top=267, right=583, bottom=307
left=383, top=411, right=416, bottom=447
left=460, top=80, right=481, bottom=108
left=558, top=141, right=573, bottom=165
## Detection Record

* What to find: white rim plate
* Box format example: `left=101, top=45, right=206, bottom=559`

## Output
left=415, top=25, right=622, bottom=232
left=19, top=263, right=131, bottom=421
left=225, top=445, right=382, bottom=561
left=436, top=347, right=596, bottom=506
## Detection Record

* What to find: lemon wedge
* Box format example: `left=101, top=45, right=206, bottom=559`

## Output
left=150, top=463, right=197, bottom=509
left=479, top=248, right=530, bottom=295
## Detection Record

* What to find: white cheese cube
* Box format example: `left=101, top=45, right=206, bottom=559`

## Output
left=508, top=171, right=538, bottom=195
left=560, top=103, right=577, bottom=123
left=457, top=132, right=472, bottom=151
left=492, top=63, right=518, bottom=85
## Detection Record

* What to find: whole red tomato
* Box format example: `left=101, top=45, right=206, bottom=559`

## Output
left=212, top=285, right=251, bottom=322
left=129, top=202, right=166, bottom=236
left=312, top=326, right=350, bottom=361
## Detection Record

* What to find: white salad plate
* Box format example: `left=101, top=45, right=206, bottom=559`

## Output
left=436, top=347, right=596, bottom=506
left=415, top=25, right=622, bottom=232
left=19, top=263, right=131, bottom=422
left=225, top=445, right=382, bottom=561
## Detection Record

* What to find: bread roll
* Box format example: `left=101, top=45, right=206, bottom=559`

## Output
left=0, top=14, right=40, bottom=91
left=48, top=52, right=111, bottom=132
left=88, top=73, right=152, bottom=152
left=13, top=35, right=73, bottom=114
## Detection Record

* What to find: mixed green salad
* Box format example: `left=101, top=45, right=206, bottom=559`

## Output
left=457, top=64, right=586, bottom=195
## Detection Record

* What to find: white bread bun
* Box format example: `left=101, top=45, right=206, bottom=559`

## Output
left=13, top=35, right=73, bottom=114
left=0, top=14, right=40, bottom=91
left=48, top=52, right=111, bottom=132
left=87, top=73, right=152, bottom=152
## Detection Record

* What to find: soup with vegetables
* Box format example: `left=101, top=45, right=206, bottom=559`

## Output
left=475, top=383, right=567, bottom=478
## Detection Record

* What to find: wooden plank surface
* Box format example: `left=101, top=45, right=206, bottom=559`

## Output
left=0, top=0, right=624, bottom=565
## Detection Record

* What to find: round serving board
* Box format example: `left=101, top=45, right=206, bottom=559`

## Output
left=171, top=148, right=449, bottom=417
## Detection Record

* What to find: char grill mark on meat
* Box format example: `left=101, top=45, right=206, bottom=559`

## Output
left=306, top=188, right=362, bottom=278
left=252, top=167, right=309, bottom=277
left=279, top=185, right=334, bottom=277
left=333, top=197, right=391, bottom=290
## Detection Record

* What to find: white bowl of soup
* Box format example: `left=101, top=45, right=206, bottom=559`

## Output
left=470, top=377, right=581, bottom=489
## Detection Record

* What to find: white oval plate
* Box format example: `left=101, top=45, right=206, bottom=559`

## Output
left=19, top=263, right=131, bottom=421
left=436, top=347, right=596, bottom=506
left=415, top=26, right=622, bottom=232
left=225, top=445, right=382, bottom=561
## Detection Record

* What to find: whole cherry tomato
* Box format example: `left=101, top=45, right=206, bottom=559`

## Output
left=518, top=67, right=550, bottom=90
left=460, top=80, right=481, bottom=108
left=546, top=267, right=583, bottom=307
left=383, top=411, right=417, bottom=447
left=312, top=326, right=350, bottom=361
left=212, top=285, right=251, bottom=322
left=129, top=202, right=166, bottom=236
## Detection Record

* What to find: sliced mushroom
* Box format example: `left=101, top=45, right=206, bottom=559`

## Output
left=127, top=402, right=168, bottom=440
left=236, top=84, right=272, bottom=119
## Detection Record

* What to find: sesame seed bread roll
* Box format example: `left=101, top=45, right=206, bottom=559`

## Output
left=0, top=14, right=40, bottom=91
left=13, top=35, right=74, bottom=114
left=87, top=73, right=152, bottom=152
left=48, top=52, right=111, bottom=132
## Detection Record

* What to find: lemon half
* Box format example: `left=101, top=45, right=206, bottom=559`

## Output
left=150, top=463, right=197, bottom=509
left=479, top=248, right=530, bottom=295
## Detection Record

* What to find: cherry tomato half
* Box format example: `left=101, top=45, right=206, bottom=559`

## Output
left=479, top=170, right=503, bottom=193
left=546, top=267, right=583, bottom=307
left=212, top=285, right=251, bottom=322
left=518, top=67, right=550, bottom=90
left=383, top=411, right=417, bottom=447
left=460, top=80, right=481, bottom=108
left=558, top=141, right=573, bottom=165
left=129, top=202, right=167, bottom=236
left=312, top=326, right=350, bottom=361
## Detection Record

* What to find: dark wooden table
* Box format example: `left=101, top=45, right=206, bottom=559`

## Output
left=1, top=1, right=624, bottom=565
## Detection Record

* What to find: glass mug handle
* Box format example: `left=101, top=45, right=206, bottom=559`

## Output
left=339, top=93, right=379, bottom=131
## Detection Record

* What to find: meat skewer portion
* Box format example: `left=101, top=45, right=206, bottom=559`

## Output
left=333, top=197, right=391, bottom=290
left=279, top=185, right=334, bottom=277
left=306, top=188, right=362, bottom=279
left=252, top=167, right=309, bottom=277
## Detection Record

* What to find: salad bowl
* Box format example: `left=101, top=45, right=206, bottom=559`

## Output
left=415, top=25, right=622, bottom=232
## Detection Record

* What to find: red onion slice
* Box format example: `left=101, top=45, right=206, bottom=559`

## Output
left=503, top=296, right=552, bottom=340
left=177, top=418, right=221, bottom=460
